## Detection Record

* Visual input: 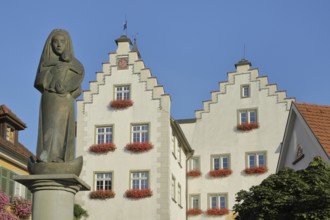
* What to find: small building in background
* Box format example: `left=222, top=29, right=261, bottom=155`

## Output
left=277, top=102, right=330, bottom=171
left=0, top=104, right=33, bottom=199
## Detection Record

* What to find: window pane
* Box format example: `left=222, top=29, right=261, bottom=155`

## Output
left=192, top=196, right=199, bottom=209
left=220, top=196, right=226, bottom=209
left=250, top=111, right=256, bottom=123
left=258, top=154, right=265, bottom=166
left=96, top=126, right=113, bottom=144
left=222, top=157, right=228, bottom=169
left=240, top=112, right=247, bottom=124
left=211, top=196, right=217, bottom=209
left=249, top=155, right=256, bottom=167
left=214, top=158, right=220, bottom=170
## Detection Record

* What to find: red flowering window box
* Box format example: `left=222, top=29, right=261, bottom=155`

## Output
left=89, top=143, right=116, bottom=154
left=208, top=169, right=232, bottom=177
left=125, top=142, right=153, bottom=153
left=125, top=189, right=152, bottom=199
left=110, top=99, right=133, bottom=109
left=206, top=208, right=229, bottom=216
left=89, top=190, right=115, bottom=199
left=187, top=170, right=202, bottom=177
left=244, top=166, right=268, bottom=174
left=187, top=208, right=202, bottom=216
left=237, top=122, right=259, bottom=131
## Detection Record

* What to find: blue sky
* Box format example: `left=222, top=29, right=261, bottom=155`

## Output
left=1, top=1, right=329, bottom=153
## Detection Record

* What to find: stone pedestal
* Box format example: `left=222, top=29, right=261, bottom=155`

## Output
left=14, top=174, right=90, bottom=220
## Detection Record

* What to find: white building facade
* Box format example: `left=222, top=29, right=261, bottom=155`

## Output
left=76, top=36, right=294, bottom=219
left=179, top=59, right=294, bottom=219
left=76, top=36, right=192, bottom=220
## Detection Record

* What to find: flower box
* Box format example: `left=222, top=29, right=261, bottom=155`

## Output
left=237, top=122, right=259, bottom=131
left=187, top=208, right=202, bottom=216
left=206, top=208, right=229, bottom=216
left=244, top=166, right=268, bottom=174
left=89, top=143, right=116, bottom=154
left=187, top=170, right=202, bottom=177
left=209, top=169, right=232, bottom=177
left=110, top=99, right=133, bottom=109
left=89, top=190, right=115, bottom=200
left=125, top=189, right=152, bottom=199
left=125, top=142, right=153, bottom=153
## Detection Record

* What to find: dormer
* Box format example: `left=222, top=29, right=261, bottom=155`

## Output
left=0, top=105, right=26, bottom=146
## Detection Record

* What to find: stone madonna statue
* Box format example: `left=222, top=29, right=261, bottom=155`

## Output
left=34, top=29, right=84, bottom=166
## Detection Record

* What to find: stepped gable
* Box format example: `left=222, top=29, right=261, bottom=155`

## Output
left=195, top=59, right=295, bottom=119
left=78, top=35, right=170, bottom=112
left=295, top=102, right=330, bottom=157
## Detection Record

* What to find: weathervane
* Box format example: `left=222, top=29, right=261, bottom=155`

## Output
left=123, top=16, right=128, bottom=36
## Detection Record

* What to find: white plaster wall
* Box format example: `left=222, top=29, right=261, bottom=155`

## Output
left=187, top=68, right=291, bottom=218
left=284, top=113, right=329, bottom=170
left=169, top=135, right=187, bottom=220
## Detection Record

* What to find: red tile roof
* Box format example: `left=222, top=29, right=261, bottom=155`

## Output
left=295, top=103, right=330, bottom=157
left=0, top=104, right=26, bottom=129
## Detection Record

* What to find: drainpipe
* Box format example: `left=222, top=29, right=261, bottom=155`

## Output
left=186, top=150, right=194, bottom=220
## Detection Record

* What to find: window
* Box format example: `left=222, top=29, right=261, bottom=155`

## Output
left=177, top=183, right=182, bottom=206
left=247, top=152, right=266, bottom=168
left=241, top=85, right=250, bottom=98
left=95, top=172, right=112, bottom=190
left=171, top=136, right=176, bottom=158
left=96, top=126, right=113, bottom=144
left=131, top=124, right=149, bottom=143
left=211, top=154, right=230, bottom=170
left=190, top=195, right=200, bottom=209
left=115, top=85, right=130, bottom=100
left=171, top=175, right=176, bottom=201
left=190, top=157, right=200, bottom=171
left=209, top=194, right=227, bottom=209
left=130, top=171, right=149, bottom=189
left=0, top=167, right=15, bottom=196
left=239, top=109, right=257, bottom=124
left=6, top=125, right=15, bottom=143
left=177, top=144, right=182, bottom=164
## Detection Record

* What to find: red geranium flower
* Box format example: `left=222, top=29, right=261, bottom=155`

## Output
left=187, top=170, right=202, bottom=177
left=125, top=142, right=153, bottom=152
left=187, top=208, right=202, bottom=216
left=125, top=189, right=152, bottom=199
left=89, top=190, right=115, bottom=199
left=244, top=166, right=268, bottom=174
left=206, top=208, right=229, bottom=216
left=89, top=143, right=116, bottom=154
left=237, top=122, right=259, bottom=131
left=110, top=99, right=133, bottom=109
left=209, top=169, right=232, bottom=177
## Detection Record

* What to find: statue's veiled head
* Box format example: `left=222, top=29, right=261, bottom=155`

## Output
left=39, top=29, right=74, bottom=66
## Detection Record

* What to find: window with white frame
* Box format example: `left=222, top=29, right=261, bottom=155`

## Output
left=130, top=171, right=149, bottom=189
left=211, top=154, right=230, bottom=170
left=190, top=157, right=200, bottom=171
left=131, top=124, right=149, bottom=143
left=171, top=136, right=176, bottom=157
left=209, top=194, right=227, bottom=209
left=241, top=85, right=250, bottom=98
left=171, top=175, right=176, bottom=201
left=115, top=85, right=130, bottom=100
left=95, top=173, right=112, bottom=190
left=96, top=126, right=113, bottom=144
left=190, top=194, right=200, bottom=209
left=239, top=109, right=257, bottom=124
left=247, top=152, right=266, bottom=168
left=177, top=144, right=182, bottom=164
left=6, top=125, right=15, bottom=143
left=177, top=183, right=182, bottom=206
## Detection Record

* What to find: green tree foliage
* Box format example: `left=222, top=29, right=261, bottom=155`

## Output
left=234, top=157, right=330, bottom=220
left=74, top=203, right=88, bottom=220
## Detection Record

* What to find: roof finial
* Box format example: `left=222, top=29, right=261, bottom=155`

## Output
left=123, top=15, right=128, bottom=36
left=243, top=42, right=246, bottom=59
left=132, top=32, right=141, bottom=59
